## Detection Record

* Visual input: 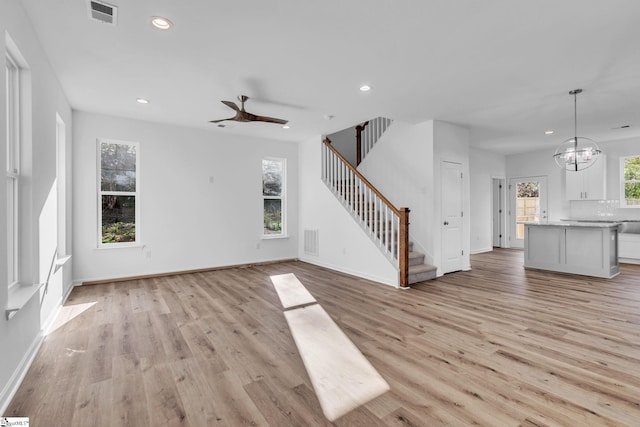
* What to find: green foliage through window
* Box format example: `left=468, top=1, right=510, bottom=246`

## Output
left=517, top=182, right=539, bottom=198
left=99, top=141, right=138, bottom=244
left=262, top=159, right=285, bottom=235
left=623, top=156, right=640, bottom=206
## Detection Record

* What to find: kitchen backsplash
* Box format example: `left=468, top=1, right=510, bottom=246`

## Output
left=570, top=200, right=640, bottom=220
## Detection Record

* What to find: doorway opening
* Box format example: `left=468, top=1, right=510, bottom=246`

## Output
left=509, top=176, right=548, bottom=249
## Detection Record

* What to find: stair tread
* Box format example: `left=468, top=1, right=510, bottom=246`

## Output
left=408, top=264, right=437, bottom=273
left=408, top=251, right=424, bottom=258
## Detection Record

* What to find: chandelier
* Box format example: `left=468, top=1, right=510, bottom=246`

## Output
left=553, top=89, right=601, bottom=171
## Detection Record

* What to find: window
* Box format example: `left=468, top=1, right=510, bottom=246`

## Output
left=98, top=140, right=139, bottom=246
left=621, top=156, right=640, bottom=207
left=6, top=52, right=20, bottom=287
left=262, top=158, right=286, bottom=237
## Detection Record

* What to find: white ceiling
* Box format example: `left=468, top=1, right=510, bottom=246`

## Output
left=18, top=0, right=640, bottom=155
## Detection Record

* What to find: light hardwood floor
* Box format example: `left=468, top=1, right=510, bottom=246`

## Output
left=6, top=249, right=640, bottom=426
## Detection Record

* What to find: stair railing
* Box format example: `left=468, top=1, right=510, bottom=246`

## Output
left=322, top=137, right=410, bottom=287
left=355, top=117, right=393, bottom=165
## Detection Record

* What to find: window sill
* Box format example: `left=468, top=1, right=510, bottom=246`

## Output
left=262, top=234, right=289, bottom=240
left=6, top=282, right=45, bottom=320
left=96, top=243, right=144, bottom=250
left=54, top=255, right=72, bottom=274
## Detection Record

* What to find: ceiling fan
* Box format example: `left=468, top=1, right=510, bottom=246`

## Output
left=209, top=95, right=288, bottom=125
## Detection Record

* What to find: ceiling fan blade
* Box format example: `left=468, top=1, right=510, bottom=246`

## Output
left=251, top=115, right=289, bottom=125
left=209, top=117, right=236, bottom=123
left=221, top=100, right=240, bottom=111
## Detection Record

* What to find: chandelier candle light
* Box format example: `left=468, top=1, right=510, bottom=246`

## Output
left=553, top=89, right=602, bottom=171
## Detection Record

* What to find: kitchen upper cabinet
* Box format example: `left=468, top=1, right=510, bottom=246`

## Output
left=565, top=155, right=606, bottom=200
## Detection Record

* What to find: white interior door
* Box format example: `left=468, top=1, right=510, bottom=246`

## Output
left=441, top=161, right=463, bottom=274
left=509, top=176, right=548, bottom=249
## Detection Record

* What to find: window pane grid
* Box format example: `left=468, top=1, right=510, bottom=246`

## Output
left=622, top=156, right=640, bottom=207
left=98, top=140, right=139, bottom=245
left=262, top=158, right=285, bottom=236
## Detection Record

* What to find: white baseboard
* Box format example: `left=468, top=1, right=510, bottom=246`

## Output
left=471, top=247, right=493, bottom=255
left=0, top=278, right=75, bottom=415
left=0, top=331, right=44, bottom=415
left=298, top=257, right=399, bottom=288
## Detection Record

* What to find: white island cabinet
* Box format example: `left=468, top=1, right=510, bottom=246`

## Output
left=524, top=222, right=619, bottom=278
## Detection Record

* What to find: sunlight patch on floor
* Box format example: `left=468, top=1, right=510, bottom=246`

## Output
left=270, top=273, right=316, bottom=308
left=47, top=301, right=96, bottom=335
left=270, top=274, right=389, bottom=421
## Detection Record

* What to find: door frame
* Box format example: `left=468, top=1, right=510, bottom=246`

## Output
left=508, top=175, right=548, bottom=249
left=491, top=177, right=506, bottom=248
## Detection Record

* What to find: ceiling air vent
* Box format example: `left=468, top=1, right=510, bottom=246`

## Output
left=88, top=0, right=118, bottom=25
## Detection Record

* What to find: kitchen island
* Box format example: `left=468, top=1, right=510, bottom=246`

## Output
left=524, top=221, right=619, bottom=278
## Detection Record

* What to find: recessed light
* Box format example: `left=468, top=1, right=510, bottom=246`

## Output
left=544, top=130, right=554, bottom=135
left=151, top=16, right=172, bottom=30
left=359, top=85, right=371, bottom=92
left=136, top=98, right=149, bottom=104
left=282, top=125, right=290, bottom=129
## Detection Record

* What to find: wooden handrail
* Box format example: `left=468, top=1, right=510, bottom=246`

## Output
left=323, top=137, right=401, bottom=217
left=323, top=137, right=410, bottom=288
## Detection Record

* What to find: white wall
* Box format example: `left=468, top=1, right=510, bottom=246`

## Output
left=357, top=121, right=435, bottom=264
left=0, top=0, right=74, bottom=413
left=73, top=111, right=298, bottom=282
left=434, top=121, right=471, bottom=272
left=298, top=137, right=398, bottom=286
left=469, top=148, right=506, bottom=253
left=327, top=126, right=357, bottom=166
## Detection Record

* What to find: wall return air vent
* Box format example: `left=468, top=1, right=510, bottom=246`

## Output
left=88, top=0, right=118, bottom=25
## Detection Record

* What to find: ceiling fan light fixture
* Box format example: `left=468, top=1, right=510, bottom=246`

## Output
left=552, top=89, right=601, bottom=172
left=359, top=85, right=371, bottom=92
left=151, top=16, right=172, bottom=30
left=136, top=97, right=149, bottom=104
left=282, top=125, right=290, bottom=129
left=208, top=95, right=288, bottom=125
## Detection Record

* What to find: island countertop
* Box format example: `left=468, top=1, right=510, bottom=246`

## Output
left=526, top=221, right=620, bottom=228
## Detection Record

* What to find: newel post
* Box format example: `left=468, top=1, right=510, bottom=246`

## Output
left=399, top=207, right=410, bottom=288
left=355, top=121, right=368, bottom=166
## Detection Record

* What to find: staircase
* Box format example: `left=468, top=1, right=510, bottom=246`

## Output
left=322, top=138, right=437, bottom=287
left=408, top=243, right=437, bottom=284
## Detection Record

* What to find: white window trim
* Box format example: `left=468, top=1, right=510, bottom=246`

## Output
left=97, top=139, right=141, bottom=248
left=56, top=114, right=67, bottom=257
left=620, top=155, right=640, bottom=208
left=6, top=51, right=20, bottom=289
left=262, top=157, right=287, bottom=239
